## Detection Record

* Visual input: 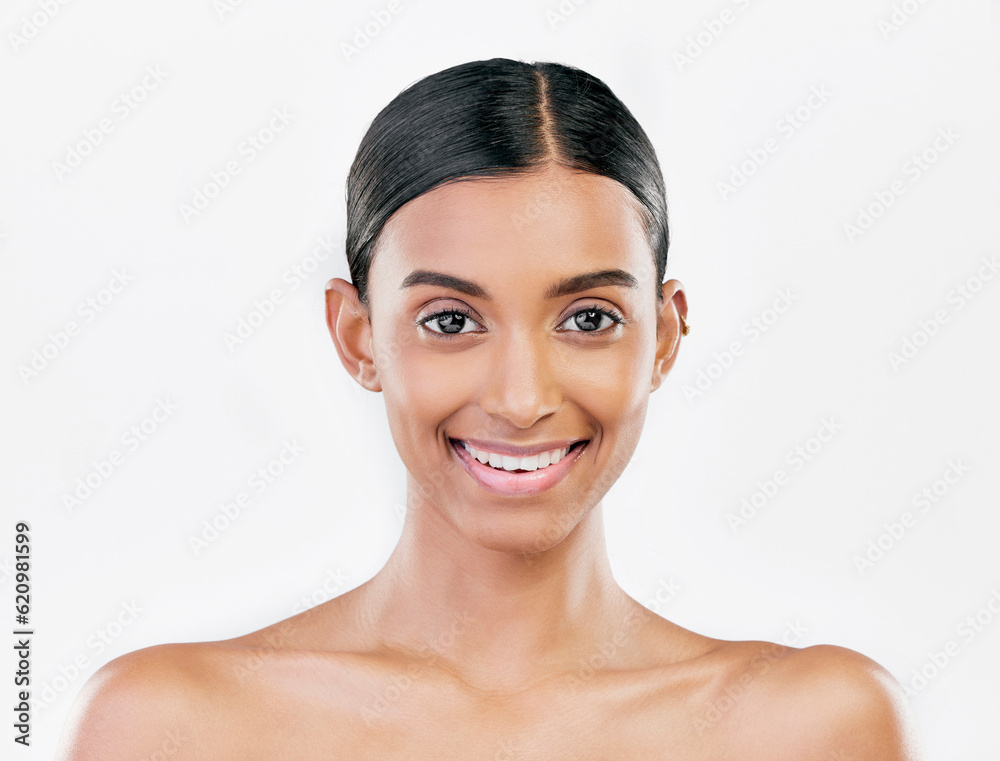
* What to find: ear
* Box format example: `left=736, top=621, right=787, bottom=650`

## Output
left=325, top=278, right=382, bottom=392
left=650, top=279, right=688, bottom=393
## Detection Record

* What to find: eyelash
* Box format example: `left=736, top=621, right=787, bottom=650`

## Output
left=417, top=303, right=626, bottom=338
left=417, top=306, right=476, bottom=335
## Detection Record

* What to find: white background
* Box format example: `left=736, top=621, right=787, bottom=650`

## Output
left=1, top=0, right=997, bottom=758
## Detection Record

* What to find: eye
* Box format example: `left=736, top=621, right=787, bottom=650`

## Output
left=418, top=307, right=482, bottom=336
left=559, top=304, right=625, bottom=334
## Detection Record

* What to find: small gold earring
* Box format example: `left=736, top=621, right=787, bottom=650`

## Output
left=680, top=314, right=690, bottom=336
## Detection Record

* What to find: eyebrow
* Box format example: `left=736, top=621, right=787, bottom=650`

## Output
left=400, top=268, right=638, bottom=300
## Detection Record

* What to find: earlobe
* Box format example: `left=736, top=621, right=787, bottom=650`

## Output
left=650, top=279, right=688, bottom=393
left=324, top=278, right=382, bottom=392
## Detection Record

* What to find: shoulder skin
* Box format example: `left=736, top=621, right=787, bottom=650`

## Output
left=738, top=643, right=927, bottom=760
left=53, top=642, right=237, bottom=761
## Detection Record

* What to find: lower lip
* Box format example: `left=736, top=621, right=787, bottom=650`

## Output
left=450, top=439, right=589, bottom=496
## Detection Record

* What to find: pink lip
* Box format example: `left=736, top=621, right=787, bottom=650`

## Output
left=450, top=438, right=589, bottom=496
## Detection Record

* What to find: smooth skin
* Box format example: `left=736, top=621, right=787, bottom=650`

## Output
left=56, top=163, right=925, bottom=760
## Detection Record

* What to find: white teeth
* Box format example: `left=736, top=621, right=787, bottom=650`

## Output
left=461, top=441, right=575, bottom=472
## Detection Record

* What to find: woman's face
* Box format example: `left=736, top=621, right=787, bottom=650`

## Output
left=331, top=163, right=685, bottom=554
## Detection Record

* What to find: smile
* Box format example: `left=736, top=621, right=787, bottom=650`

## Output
left=449, top=438, right=590, bottom=496
left=461, top=440, right=575, bottom=472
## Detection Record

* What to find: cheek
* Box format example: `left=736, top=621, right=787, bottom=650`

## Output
left=563, top=335, right=654, bottom=417
left=375, top=333, right=473, bottom=436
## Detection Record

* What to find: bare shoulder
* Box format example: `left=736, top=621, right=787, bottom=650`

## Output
left=54, top=641, right=242, bottom=761
left=53, top=603, right=349, bottom=761
left=737, top=642, right=927, bottom=760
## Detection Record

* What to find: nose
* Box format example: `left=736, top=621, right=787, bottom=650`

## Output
left=477, top=328, right=563, bottom=429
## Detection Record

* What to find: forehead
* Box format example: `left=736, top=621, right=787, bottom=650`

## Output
left=371, top=164, right=654, bottom=294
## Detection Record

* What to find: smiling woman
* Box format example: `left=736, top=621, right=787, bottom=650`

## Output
left=55, top=58, right=925, bottom=760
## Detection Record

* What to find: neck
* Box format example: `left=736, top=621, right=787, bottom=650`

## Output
left=347, top=480, right=645, bottom=693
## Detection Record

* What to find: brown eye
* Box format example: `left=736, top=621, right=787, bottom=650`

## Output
left=559, top=306, right=624, bottom=334
left=419, top=308, right=481, bottom=336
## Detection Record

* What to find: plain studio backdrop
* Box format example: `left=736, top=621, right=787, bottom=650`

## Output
left=1, top=0, right=997, bottom=758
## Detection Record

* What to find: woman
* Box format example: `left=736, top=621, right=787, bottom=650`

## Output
left=57, top=58, right=924, bottom=759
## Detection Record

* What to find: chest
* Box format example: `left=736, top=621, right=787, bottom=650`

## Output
left=237, top=662, right=718, bottom=760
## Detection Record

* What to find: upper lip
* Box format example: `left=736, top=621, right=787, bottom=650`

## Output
left=452, top=437, right=588, bottom=457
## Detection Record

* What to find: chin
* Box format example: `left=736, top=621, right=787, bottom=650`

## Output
left=454, top=503, right=588, bottom=556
